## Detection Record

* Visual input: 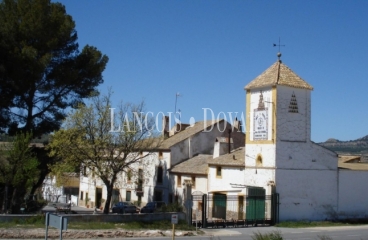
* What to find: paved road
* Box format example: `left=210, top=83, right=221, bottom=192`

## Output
left=201, top=225, right=368, bottom=239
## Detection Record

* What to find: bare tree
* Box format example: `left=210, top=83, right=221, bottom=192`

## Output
left=48, top=91, right=161, bottom=213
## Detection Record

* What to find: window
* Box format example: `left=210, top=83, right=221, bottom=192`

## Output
left=216, top=166, right=222, bottom=177
left=80, top=191, right=84, bottom=200
left=177, top=175, right=181, bottom=187
left=82, top=166, right=87, bottom=176
left=137, top=168, right=143, bottom=191
left=191, top=176, right=196, bottom=188
left=159, top=151, right=163, bottom=159
left=157, top=166, right=163, bottom=184
left=127, top=169, right=132, bottom=182
left=256, top=155, right=263, bottom=167
left=126, top=191, right=131, bottom=202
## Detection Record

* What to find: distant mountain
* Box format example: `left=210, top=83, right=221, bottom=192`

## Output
left=318, top=135, right=368, bottom=154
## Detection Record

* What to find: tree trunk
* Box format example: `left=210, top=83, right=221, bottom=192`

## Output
left=10, top=183, right=27, bottom=214
left=103, top=182, right=113, bottom=214
left=29, top=147, right=54, bottom=197
left=103, top=174, right=117, bottom=214
left=0, top=185, right=5, bottom=213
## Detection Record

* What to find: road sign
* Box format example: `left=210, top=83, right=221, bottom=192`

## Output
left=171, top=214, right=178, bottom=224
left=45, top=213, right=68, bottom=240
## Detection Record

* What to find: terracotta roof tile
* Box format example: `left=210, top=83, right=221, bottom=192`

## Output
left=170, top=154, right=211, bottom=175
left=159, top=119, right=224, bottom=149
left=244, top=61, right=313, bottom=90
left=208, top=147, right=245, bottom=167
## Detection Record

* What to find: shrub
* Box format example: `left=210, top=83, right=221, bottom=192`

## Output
left=251, top=230, right=283, bottom=240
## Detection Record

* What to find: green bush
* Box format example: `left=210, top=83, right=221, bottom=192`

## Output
left=162, top=202, right=183, bottom=212
left=251, top=230, right=283, bottom=240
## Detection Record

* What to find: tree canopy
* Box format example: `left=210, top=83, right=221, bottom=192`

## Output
left=48, top=92, right=161, bottom=214
left=0, top=0, right=108, bottom=136
left=0, top=0, right=108, bottom=205
left=0, top=132, right=39, bottom=213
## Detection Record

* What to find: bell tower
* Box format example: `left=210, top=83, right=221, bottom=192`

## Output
left=243, top=53, right=313, bottom=195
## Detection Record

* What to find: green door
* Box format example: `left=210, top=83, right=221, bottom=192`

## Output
left=212, top=193, right=226, bottom=219
left=246, top=187, right=265, bottom=221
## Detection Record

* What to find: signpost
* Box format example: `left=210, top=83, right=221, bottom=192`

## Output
left=45, top=213, right=68, bottom=240
left=171, top=214, right=178, bottom=240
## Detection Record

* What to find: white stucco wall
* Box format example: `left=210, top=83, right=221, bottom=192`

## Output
left=243, top=168, right=275, bottom=195
left=276, top=142, right=337, bottom=170
left=338, top=170, right=368, bottom=218
left=245, top=144, right=276, bottom=168
left=276, top=86, right=311, bottom=141
left=276, top=169, right=338, bottom=221
left=208, top=166, right=246, bottom=194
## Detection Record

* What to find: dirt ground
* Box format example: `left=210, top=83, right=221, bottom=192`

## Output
left=0, top=228, right=198, bottom=239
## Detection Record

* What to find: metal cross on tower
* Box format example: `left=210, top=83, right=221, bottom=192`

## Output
left=273, top=37, right=285, bottom=61
left=273, top=37, right=285, bottom=52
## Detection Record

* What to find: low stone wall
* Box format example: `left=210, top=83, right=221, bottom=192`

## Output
left=0, top=212, right=186, bottom=223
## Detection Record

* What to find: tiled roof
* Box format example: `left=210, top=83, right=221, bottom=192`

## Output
left=338, top=155, right=368, bottom=170
left=170, top=154, right=211, bottom=175
left=244, top=60, right=313, bottom=90
left=159, top=119, right=224, bottom=150
left=208, top=147, right=245, bottom=167
left=338, top=162, right=368, bottom=171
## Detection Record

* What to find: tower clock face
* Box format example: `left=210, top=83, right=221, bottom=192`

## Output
left=254, top=109, right=268, bottom=140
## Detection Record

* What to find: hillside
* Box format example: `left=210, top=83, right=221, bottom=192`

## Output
left=318, top=135, right=368, bottom=154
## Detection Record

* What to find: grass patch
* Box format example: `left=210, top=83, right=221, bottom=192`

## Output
left=276, top=220, right=365, bottom=228
left=251, top=230, right=283, bottom=240
left=0, top=219, right=195, bottom=231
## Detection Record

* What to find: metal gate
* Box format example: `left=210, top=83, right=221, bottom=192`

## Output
left=192, top=191, right=279, bottom=228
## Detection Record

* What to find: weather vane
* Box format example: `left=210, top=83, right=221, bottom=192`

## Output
left=273, top=37, right=285, bottom=52
left=273, top=37, right=285, bottom=60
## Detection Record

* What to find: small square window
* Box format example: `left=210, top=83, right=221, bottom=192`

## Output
left=126, top=191, right=131, bottom=202
left=177, top=175, right=181, bottom=187
left=159, top=151, right=163, bottom=159
left=216, top=166, right=222, bottom=177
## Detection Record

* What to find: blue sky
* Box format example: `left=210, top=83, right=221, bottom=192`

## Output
left=56, top=0, right=368, bottom=143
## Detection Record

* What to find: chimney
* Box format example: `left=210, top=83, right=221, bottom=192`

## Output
left=213, top=137, right=233, bottom=158
left=162, top=116, right=170, bottom=139
left=233, top=117, right=243, bottom=132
